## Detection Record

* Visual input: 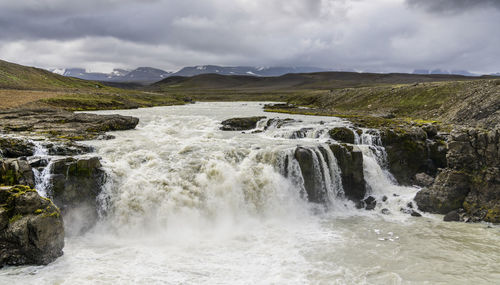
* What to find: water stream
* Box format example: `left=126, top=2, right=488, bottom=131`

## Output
left=1, top=102, right=499, bottom=284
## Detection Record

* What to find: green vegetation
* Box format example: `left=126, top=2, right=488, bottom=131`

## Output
left=9, top=214, right=22, bottom=224
left=0, top=59, right=184, bottom=110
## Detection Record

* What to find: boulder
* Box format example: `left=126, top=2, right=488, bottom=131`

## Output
left=414, top=169, right=470, bottom=214
left=0, top=185, right=64, bottom=267
left=329, top=144, right=366, bottom=202
left=364, top=196, right=376, bottom=210
left=47, top=157, right=106, bottom=235
left=0, top=159, right=35, bottom=188
left=328, top=127, right=355, bottom=144
left=220, top=116, right=266, bottom=131
left=443, top=210, right=461, bottom=222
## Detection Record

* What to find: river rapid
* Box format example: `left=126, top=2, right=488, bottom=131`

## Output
left=1, top=102, right=499, bottom=284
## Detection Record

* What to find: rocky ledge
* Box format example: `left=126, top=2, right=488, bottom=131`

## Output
left=0, top=185, right=64, bottom=267
left=415, top=127, right=500, bottom=223
left=0, top=108, right=139, bottom=140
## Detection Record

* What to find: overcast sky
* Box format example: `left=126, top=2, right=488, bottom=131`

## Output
left=0, top=0, right=499, bottom=73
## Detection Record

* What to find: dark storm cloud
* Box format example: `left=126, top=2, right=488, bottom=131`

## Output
left=406, top=0, right=500, bottom=14
left=0, top=0, right=499, bottom=73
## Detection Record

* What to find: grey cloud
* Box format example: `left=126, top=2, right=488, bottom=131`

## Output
left=0, top=0, right=499, bottom=73
left=406, top=0, right=500, bottom=14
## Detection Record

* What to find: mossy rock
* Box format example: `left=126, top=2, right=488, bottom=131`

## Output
left=328, top=127, right=355, bottom=144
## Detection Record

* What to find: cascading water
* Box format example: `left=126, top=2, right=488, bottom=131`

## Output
left=29, top=141, right=53, bottom=198
left=2, top=102, right=499, bottom=284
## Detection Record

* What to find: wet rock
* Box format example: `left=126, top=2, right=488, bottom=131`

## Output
left=400, top=207, right=422, bottom=217
left=45, top=142, right=94, bottom=156
left=294, top=147, right=327, bottom=203
left=364, top=196, right=377, bottom=210
left=355, top=201, right=365, bottom=209
left=443, top=210, right=461, bottom=222
left=381, top=208, right=391, bottom=215
left=328, top=127, right=355, bottom=144
left=382, top=195, right=388, bottom=202
left=0, top=185, right=64, bottom=267
left=415, top=172, right=435, bottom=187
left=220, top=116, right=266, bottom=131
left=48, top=157, right=106, bottom=235
left=0, top=137, right=34, bottom=158
left=380, top=126, right=447, bottom=185
left=290, top=128, right=313, bottom=139
left=414, top=169, right=470, bottom=214
left=329, top=144, right=366, bottom=202
left=410, top=210, right=422, bottom=217
left=264, top=118, right=295, bottom=129
left=0, top=158, right=35, bottom=188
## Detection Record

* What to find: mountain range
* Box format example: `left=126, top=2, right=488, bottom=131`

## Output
left=49, top=65, right=498, bottom=84
left=49, top=65, right=329, bottom=84
left=51, top=67, right=172, bottom=84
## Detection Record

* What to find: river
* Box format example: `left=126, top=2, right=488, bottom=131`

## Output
left=1, top=102, right=499, bottom=284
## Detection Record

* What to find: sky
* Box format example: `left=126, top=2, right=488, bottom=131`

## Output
left=0, top=0, right=499, bottom=73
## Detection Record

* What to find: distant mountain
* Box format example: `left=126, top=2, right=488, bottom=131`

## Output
left=413, top=69, right=479, bottom=77
left=120, top=67, right=172, bottom=83
left=171, top=65, right=328, bottom=77
left=51, top=65, right=331, bottom=83
left=50, top=67, right=172, bottom=84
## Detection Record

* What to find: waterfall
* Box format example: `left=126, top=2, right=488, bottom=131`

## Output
left=29, top=141, right=53, bottom=198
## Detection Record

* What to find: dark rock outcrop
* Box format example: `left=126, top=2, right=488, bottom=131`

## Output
left=47, top=157, right=106, bottom=235
left=0, top=185, right=64, bottom=267
left=414, top=169, right=470, bottom=214
left=220, top=116, right=266, bottom=131
left=0, top=159, right=35, bottom=188
left=380, top=126, right=447, bottom=185
left=329, top=144, right=366, bottom=202
left=294, top=147, right=327, bottom=203
left=329, top=127, right=355, bottom=144
left=414, top=127, right=500, bottom=223
left=0, top=108, right=139, bottom=141
left=0, top=137, right=34, bottom=158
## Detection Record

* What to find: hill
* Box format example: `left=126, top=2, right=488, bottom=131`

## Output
left=0, top=59, right=183, bottom=110
left=151, top=71, right=487, bottom=91
left=150, top=71, right=500, bottom=128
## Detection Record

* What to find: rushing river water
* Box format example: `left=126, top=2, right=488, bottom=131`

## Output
left=1, top=102, right=499, bottom=284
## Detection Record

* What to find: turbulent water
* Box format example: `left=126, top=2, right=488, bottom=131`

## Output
left=1, top=102, right=499, bottom=284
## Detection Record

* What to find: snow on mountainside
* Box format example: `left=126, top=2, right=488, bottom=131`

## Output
left=171, top=65, right=328, bottom=77
left=48, top=67, right=171, bottom=84
left=49, top=65, right=331, bottom=83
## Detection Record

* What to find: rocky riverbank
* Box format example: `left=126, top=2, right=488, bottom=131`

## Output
left=0, top=107, right=139, bottom=140
left=0, top=108, right=141, bottom=266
